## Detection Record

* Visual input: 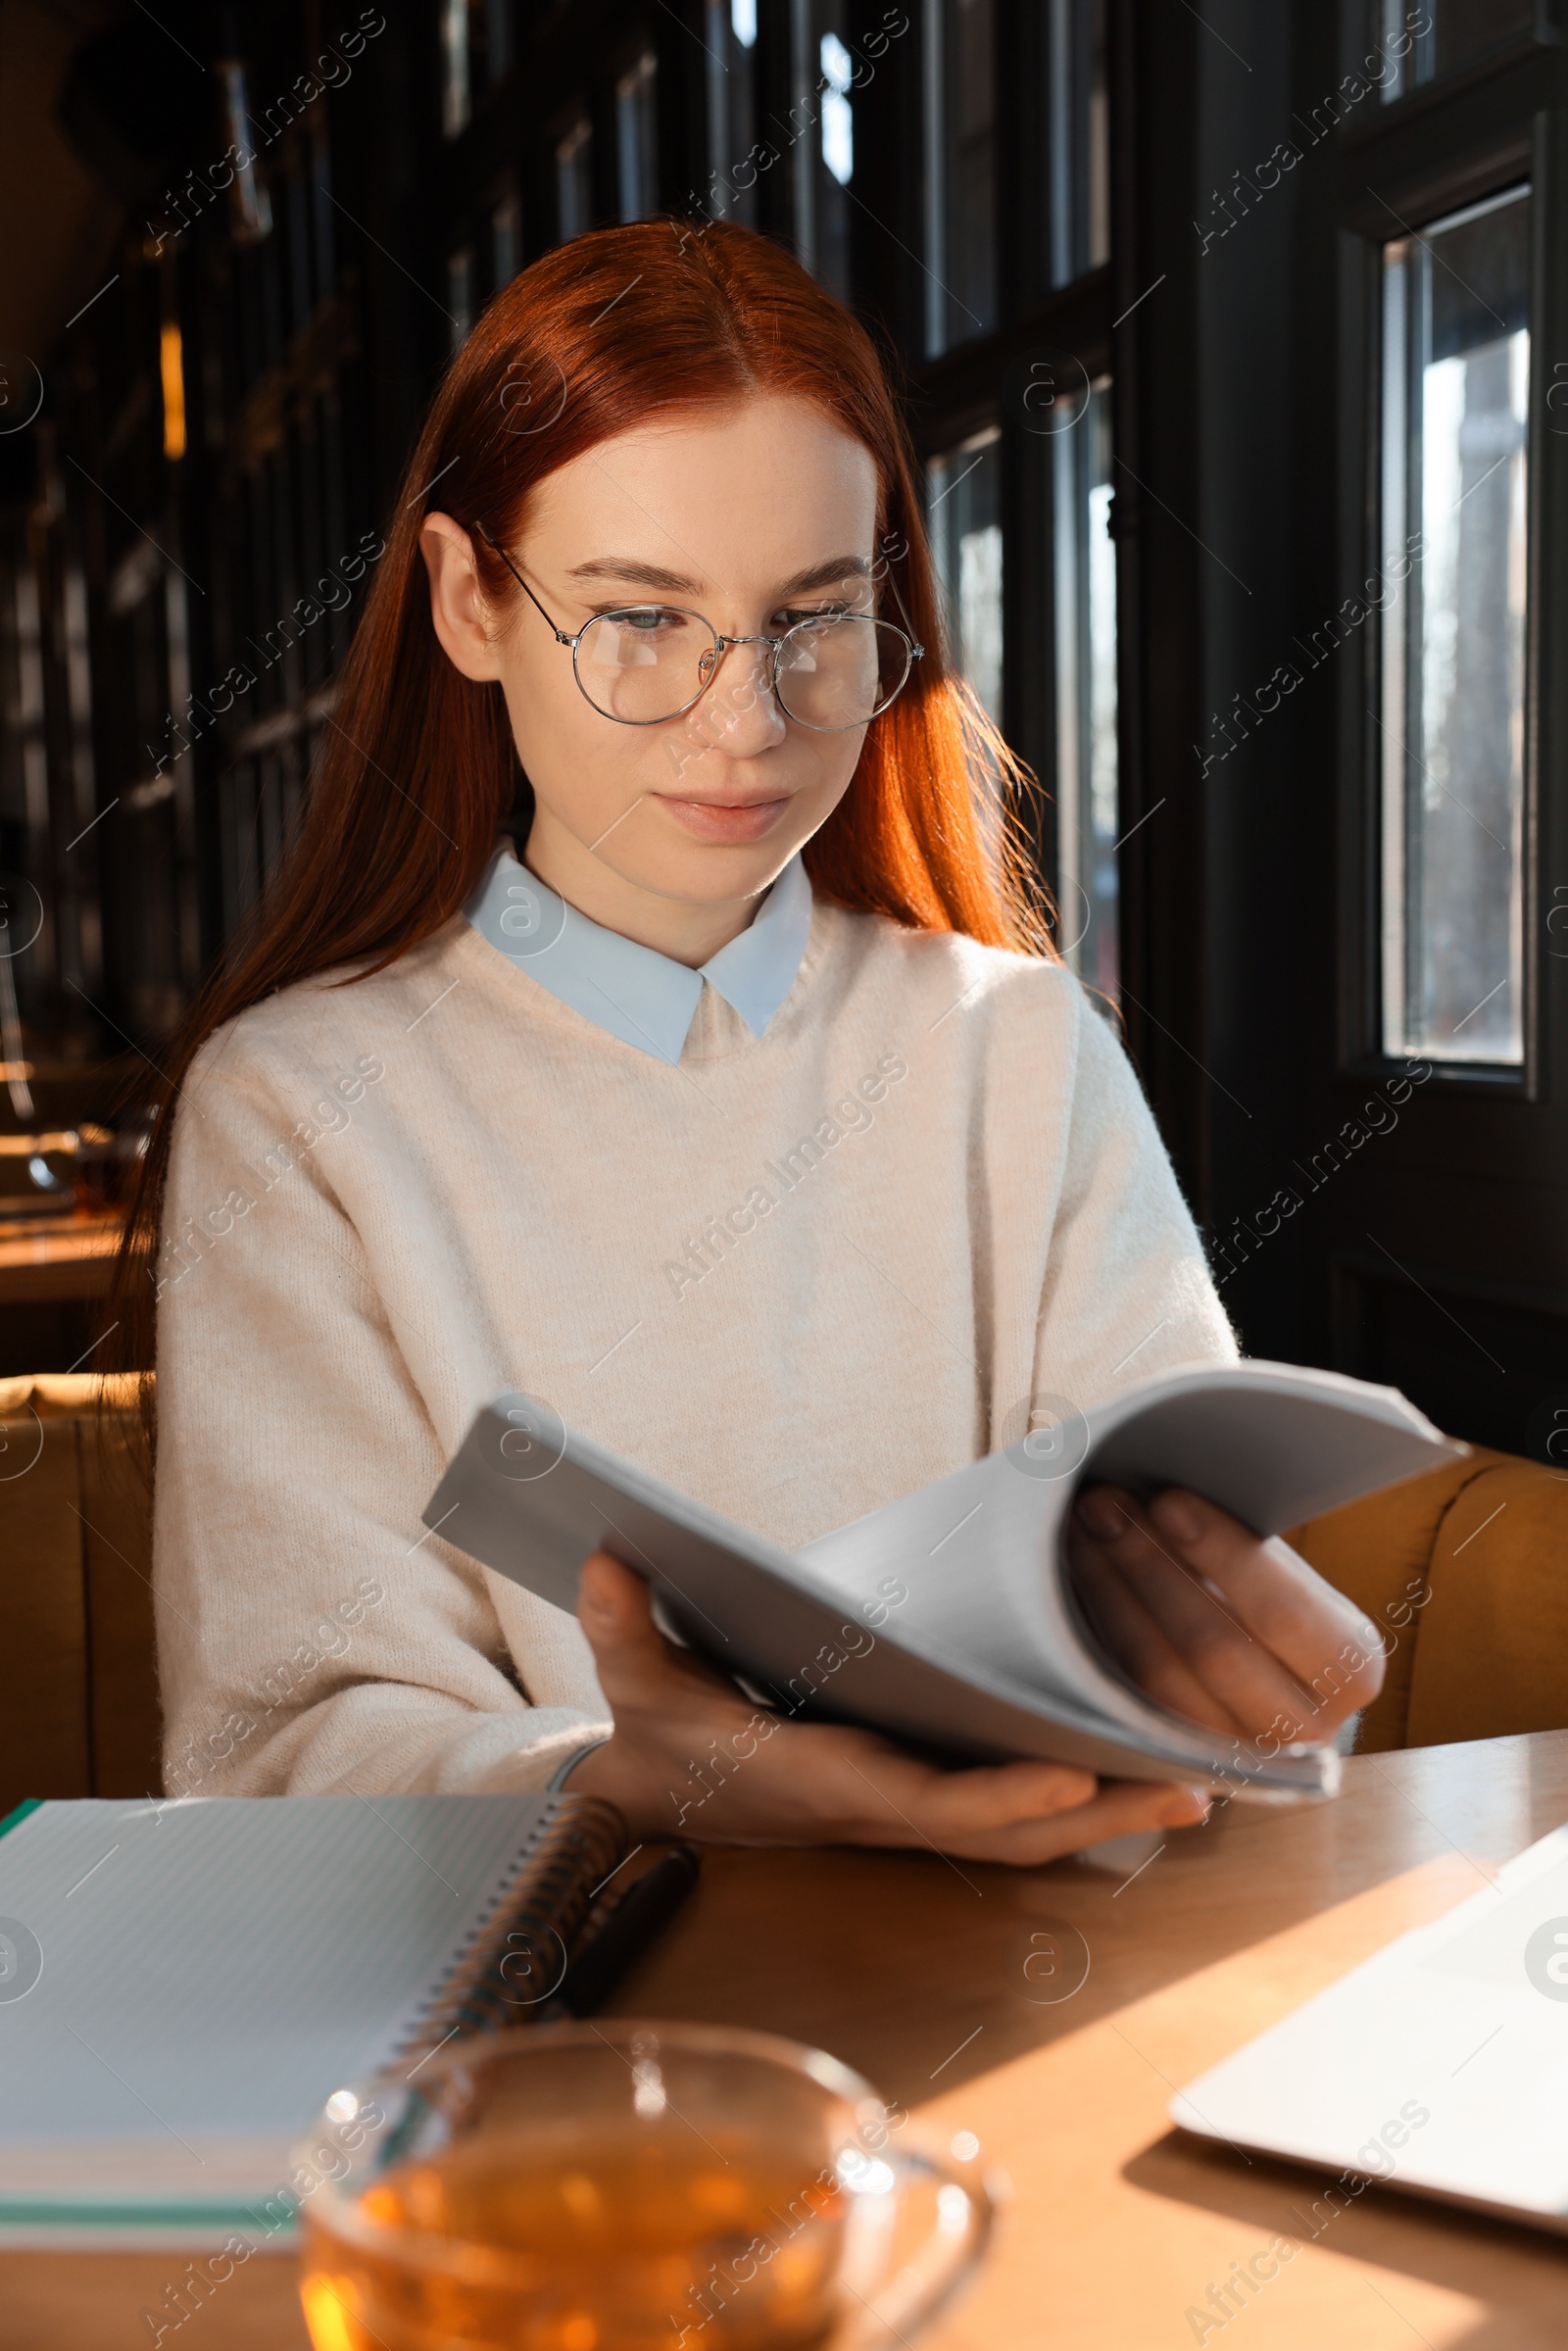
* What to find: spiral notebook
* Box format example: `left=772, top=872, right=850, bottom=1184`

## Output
left=0, top=1791, right=625, bottom=2248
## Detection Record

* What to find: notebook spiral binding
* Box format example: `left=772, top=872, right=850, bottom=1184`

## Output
left=394, top=1794, right=626, bottom=2066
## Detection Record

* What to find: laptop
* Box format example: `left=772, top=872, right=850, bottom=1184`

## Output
left=1171, top=1822, right=1568, bottom=2231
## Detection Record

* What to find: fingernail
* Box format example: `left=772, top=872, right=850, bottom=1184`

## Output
left=1074, top=1488, right=1124, bottom=1539
left=1165, top=1786, right=1212, bottom=1825
left=1152, top=1491, right=1202, bottom=1544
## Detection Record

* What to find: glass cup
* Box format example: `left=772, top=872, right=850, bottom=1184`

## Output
left=294, top=2019, right=994, bottom=2351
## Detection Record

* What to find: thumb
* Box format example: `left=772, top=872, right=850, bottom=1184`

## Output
left=577, top=1550, right=663, bottom=1674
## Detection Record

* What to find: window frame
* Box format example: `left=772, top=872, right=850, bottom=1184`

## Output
left=1337, top=11, right=1567, bottom=1100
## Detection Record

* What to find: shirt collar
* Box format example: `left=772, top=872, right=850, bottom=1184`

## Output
left=465, top=845, right=813, bottom=1066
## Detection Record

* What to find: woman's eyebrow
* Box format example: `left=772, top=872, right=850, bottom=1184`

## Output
left=561, top=553, right=873, bottom=599
left=774, top=555, right=873, bottom=598
left=564, top=556, right=700, bottom=593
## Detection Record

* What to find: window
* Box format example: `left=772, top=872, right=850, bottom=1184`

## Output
left=442, top=0, right=514, bottom=132
left=926, top=427, right=1003, bottom=727
left=705, top=1, right=760, bottom=225
left=791, top=0, right=853, bottom=304
left=442, top=0, right=471, bottom=137
left=1047, top=0, right=1109, bottom=290
left=485, top=0, right=514, bottom=83
left=491, top=184, right=521, bottom=288
left=616, top=51, right=658, bottom=223
left=447, top=247, right=475, bottom=350
left=1054, top=379, right=1117, bottom=997
left=1377, top=0, right=1535, bottom=101
left=922, top=0, right=997, bottom=356
left=557, top=117, right=594, bottom=243
left=1379, top=183, right=1530, bottom=1063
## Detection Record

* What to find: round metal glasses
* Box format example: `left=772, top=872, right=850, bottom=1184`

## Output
left=478, top=526, right=922, bottom=733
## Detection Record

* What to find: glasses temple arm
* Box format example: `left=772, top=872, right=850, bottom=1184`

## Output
left=475, top=524, right=574, bottom=645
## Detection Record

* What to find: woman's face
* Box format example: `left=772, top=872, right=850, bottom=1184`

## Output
left=422, top=393, right=881, bottom=958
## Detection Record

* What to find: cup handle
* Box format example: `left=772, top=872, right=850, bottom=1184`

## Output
left=841, top=2134, right=998, bottom=2348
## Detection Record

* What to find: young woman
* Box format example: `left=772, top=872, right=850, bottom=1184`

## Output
left=132, top=220, right=1381, bottom=1862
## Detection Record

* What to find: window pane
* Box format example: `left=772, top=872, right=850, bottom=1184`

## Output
left=616, top=52, right=659, bottom=222
left=447, top=247, right=474, bottom=352
left=491, top=184, right=521, bottom=288
left=922, top=0, right=997, bottom=357
left=705, top=0, right=759, bottom=227
left=1380, top=185, right=1530, bottom=1063
left=1377, top=0, right=1534, bottom=101
left=790, top=0, right=853, bottom=304
left=1047, top=0, right=1109, bottom=290
left=1054, top=379, right=1118, bottom=998
left=442, top=0, right=471, bottom=137
left=557, top=117, right=593, bottom=242
left=926, top=427, right=1003, bottom=727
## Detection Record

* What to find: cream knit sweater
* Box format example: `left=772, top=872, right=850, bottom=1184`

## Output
left=154, top=892, right=1237, bottom=1798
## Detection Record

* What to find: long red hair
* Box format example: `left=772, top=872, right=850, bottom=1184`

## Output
left=109, top=217, right=1053, bottom=1410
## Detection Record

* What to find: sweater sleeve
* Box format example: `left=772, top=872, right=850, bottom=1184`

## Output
left=1031, top=991, right=1239, bottom=1405
left=152, top=1037, right=611, bottom=1798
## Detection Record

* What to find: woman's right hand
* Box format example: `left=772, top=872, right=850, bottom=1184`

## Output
left=565, top=1552, right=1211, bottom=1867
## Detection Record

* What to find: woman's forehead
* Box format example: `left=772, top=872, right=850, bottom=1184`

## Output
left=523, top=396, right=879, bottom=584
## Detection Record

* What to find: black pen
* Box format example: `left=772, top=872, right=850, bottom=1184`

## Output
left=543, top=1842, right=703, bottom=2020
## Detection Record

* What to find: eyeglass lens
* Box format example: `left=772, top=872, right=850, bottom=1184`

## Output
left=573, top=611, right=911, bottom=729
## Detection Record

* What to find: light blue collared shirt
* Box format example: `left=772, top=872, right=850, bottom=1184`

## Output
left=465, top=845, right=813, bottom=1065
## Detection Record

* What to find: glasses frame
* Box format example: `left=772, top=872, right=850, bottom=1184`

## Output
left=477, top=525, right=923, bottom=733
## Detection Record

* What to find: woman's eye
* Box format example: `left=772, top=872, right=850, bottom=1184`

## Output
left=776, top=605, right=852, bottom=629
left=614, top=608, right=680, bottom=633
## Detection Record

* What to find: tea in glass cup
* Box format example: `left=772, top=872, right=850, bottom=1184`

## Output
left=295, top=2020, right=992, bottom=2351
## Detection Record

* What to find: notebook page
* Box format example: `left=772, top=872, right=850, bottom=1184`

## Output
left=0, top=1795, right=553, bottom=2199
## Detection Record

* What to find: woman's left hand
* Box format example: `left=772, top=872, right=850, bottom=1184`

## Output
left=1066, top=1485, right=1386, bottom=1748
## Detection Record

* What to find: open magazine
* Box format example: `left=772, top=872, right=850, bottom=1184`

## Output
left=425, top=1361, right=1462, bottom=1801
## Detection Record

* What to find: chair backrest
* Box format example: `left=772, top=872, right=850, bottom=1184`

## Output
left=1288, top=1444, right=1568, bottom=1750
left=0, top=1374, right=159, bottom=1813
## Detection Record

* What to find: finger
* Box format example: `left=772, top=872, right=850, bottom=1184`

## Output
left=1146, top=1490, right=1386, bottom=1726
left=895, top=1776, right=1210, bottom=1868
left=817, top=1735, right=1095, bottom=1838
left=1074, top=1488, right=1321, bottom=1739
left=576, top=1553, right=737, bottom=1711
left=1067, top=1534, right=1246, bottom=1736
left=822, top=1730, right=1207, bottom=1854
left=577, top=1550, right=660, bottom=1653
left=975, top=1778, right=1210, bottom=1867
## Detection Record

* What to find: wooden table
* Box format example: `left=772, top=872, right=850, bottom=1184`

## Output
left=7, top=1732, right=1568, bottom=2349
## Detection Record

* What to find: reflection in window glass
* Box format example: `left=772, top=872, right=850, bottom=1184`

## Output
left=1048, top=0, right=1109, bottom=289
left=557, top=117, right=593, bottom=242
left=1381, top=185, right=1530, bottom=1063
left=926, top=428, right=1003, bottom=728
left=1054, top=380, right=1117, bottom=998
left=616, top=52, right=659, bottom=222
left=922, top=0, right=997, bottom=357
left=1378, top=0, right=1534, bottom=101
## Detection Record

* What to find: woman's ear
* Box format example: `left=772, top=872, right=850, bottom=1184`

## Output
left=419, top=512, right=505, bottom=682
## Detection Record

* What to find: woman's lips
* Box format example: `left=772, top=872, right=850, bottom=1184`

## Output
left=655, top=794, right=791, bottom=844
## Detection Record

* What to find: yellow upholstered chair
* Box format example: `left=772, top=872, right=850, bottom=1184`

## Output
left=1286, top=1446, right=1568, bottom=1753
left=0, top=1374, right=159, bottom=1814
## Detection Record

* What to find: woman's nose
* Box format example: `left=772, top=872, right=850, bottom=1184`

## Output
left=683, top=639, right=789, bottom=757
